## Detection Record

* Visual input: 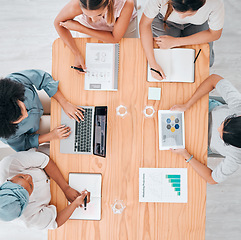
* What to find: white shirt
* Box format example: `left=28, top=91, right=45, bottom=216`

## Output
left=144, top=0, right=224, bottom=30
left=209, top=79, right=241, bottom=183
left=0, top=149, right=58, bottom=230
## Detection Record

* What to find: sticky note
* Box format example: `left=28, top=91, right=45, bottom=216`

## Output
left=148, top=87, right=161, bottom=100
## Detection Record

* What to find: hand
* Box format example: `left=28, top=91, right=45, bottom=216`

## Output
left=73, top=190, right=91, bottom=208
left=74, top=53, right=86, bottom=71
left=150, top=62, right=166, bottom=80
left=62, top=101, right=85, bottom=122
left=63, top=186, right=81, bottom=203
left=170, top=103, right=188, bottom=112
left=170, top=148, right=191, bottom=160
left=51, top=125, right=71, bottom=140
left=154, top=35, right=178, bottom=49
left=60, top=20, right=82, bottom=32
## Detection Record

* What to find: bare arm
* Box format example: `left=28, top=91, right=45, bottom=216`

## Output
left=177, top=29, right=222, bottom=46
left=44, top=158, right=81, bottom=202
left=139, top=14, right=166, bottom=80
left=60, top=0, right=134, bottom=43
left=155, top=29, right=223, bottom=49
left=54, top=0, right=83, bottom=55
left=54, top=0, right=85, bottom=68
left=79, top=0, right=134, bottom=42
left=170, top=74, right=224, bottom=111
left=56, top=192, right=89, bottom=227
left=170, top=149, right=217, bottom=184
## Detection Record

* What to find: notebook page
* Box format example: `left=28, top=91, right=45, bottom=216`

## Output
left=69, top=173, right=101, bottom=198
left=147, top=49, right=172, bottom=82
left=170, top=48, right=195, bottom=82
left=69, top=173, right=102, bottom=220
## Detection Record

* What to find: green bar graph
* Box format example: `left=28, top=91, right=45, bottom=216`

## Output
left=172, top=183, right=180, bottom=188
left=166, top=174, right=181, bottom=196
left=169, top=179, right=180, bottom=183
left=166, top=175, right=180, bottom=179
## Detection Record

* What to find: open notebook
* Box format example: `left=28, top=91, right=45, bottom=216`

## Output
left=85, top=43, right=119, bottom=91
left=69, top=173, right=102, bottom=220
left=147, top=48, right=196, bottom=83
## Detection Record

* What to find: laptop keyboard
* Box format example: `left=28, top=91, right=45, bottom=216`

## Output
left=74, top=108, right=93, bottom=153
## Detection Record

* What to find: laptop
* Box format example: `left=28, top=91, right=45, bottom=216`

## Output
left=60, top=106, right=107, bottom=157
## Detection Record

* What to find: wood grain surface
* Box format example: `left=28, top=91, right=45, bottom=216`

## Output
left=49, top=38, right=209, bottom=240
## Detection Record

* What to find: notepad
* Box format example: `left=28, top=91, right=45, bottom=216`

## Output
left=69, top=173, right=102, bottom=220
left=139, top=168, right=187, bottom=203
left=148, top=87, right=161, bottom=100
left=147, top=48, right=195, bottom=83
left=85, top=43, right=119, bottom=91
left=158, top=110, right=185, bottom=150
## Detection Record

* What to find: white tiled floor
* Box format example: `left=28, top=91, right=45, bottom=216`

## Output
left=1, top=0, right=241, bottom=239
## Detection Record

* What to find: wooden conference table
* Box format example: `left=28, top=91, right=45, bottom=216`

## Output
left=49, top=38, right=209, bottom=240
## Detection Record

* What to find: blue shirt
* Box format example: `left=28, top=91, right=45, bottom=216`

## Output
left=0, top=69, right=59, bottom=151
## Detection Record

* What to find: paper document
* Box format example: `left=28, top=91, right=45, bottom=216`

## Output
left=139, top=168, right=187, bottom=203
left=85, top=43, right=119, bottom=91
left=147, top=48, right=195, bottom=82
left=158, top=110, right=185, bottom=150
left=69, top=173, right=102, bottom=220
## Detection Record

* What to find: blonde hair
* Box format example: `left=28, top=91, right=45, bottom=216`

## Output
left=80, top=0, right=115, bottom=25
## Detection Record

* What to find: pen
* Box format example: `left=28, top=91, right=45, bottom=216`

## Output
left=70, top=66, right=85, bottom=72
left=194, top=49, right=201, bottom=63
left=150, top=68, right=163, bottom=78
left=84, top=195, right=87, bottom=210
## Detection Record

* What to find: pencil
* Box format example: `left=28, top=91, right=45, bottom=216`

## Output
left=150, top=68, right=163, bottom=77
left=84, top=195, right=87, bottom=210
left=194, top=49, right=201, bottom=63
left=70, top=66, right=85, bottom=72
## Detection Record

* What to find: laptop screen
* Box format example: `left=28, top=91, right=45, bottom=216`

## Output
left=93, top=106, right=107, bottom=157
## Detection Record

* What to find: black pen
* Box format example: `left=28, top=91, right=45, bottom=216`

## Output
left=194, top=49, right=201, bottom=63
left=70, top=66, right=85, bottom=72
left=150, top=68, right=163, bottom=77
left=84, top=195, right=87, bottom=210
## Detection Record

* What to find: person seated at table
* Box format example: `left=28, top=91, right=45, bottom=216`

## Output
left=0, top=149, right=90, bottom=229
left=0, top=69, right=84, bottom=152
left=170, top=74, right=241, bottom=184
left=139, top=0, right=224, bottom=80
left=54, top=0, right=137, bottom=70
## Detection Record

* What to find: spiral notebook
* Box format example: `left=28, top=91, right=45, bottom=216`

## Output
left=69, top=173, right=102, bottom=220
left=85, top=43, right=119, bottom=91
left=147, top=48, right=195, bottom=83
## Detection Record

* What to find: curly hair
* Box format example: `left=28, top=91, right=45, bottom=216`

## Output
left=0, top=78, right=25, bottom=139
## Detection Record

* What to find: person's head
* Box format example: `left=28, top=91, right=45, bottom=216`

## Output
left=0, top=179, right=30, bottom=221
left=79, top=0, right=115, bottom=24
left=164, top=0, right=206, bottom=25
left=217, top=114, right=241, bottom=148
left=0, top=78, right=28, bottom=139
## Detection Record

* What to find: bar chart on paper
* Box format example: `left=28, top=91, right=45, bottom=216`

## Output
left=139, top=168, right=187, bottom=203
left=166, top=174, right=181, bottom=196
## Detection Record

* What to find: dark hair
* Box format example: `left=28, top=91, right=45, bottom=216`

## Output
left=79, top=0, right=115, bottom=25
left=164, top=0, right=206, bottom=28
left=0, top=78, right=25, bottom=139
left=222, top=114, right=241, bottom=148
